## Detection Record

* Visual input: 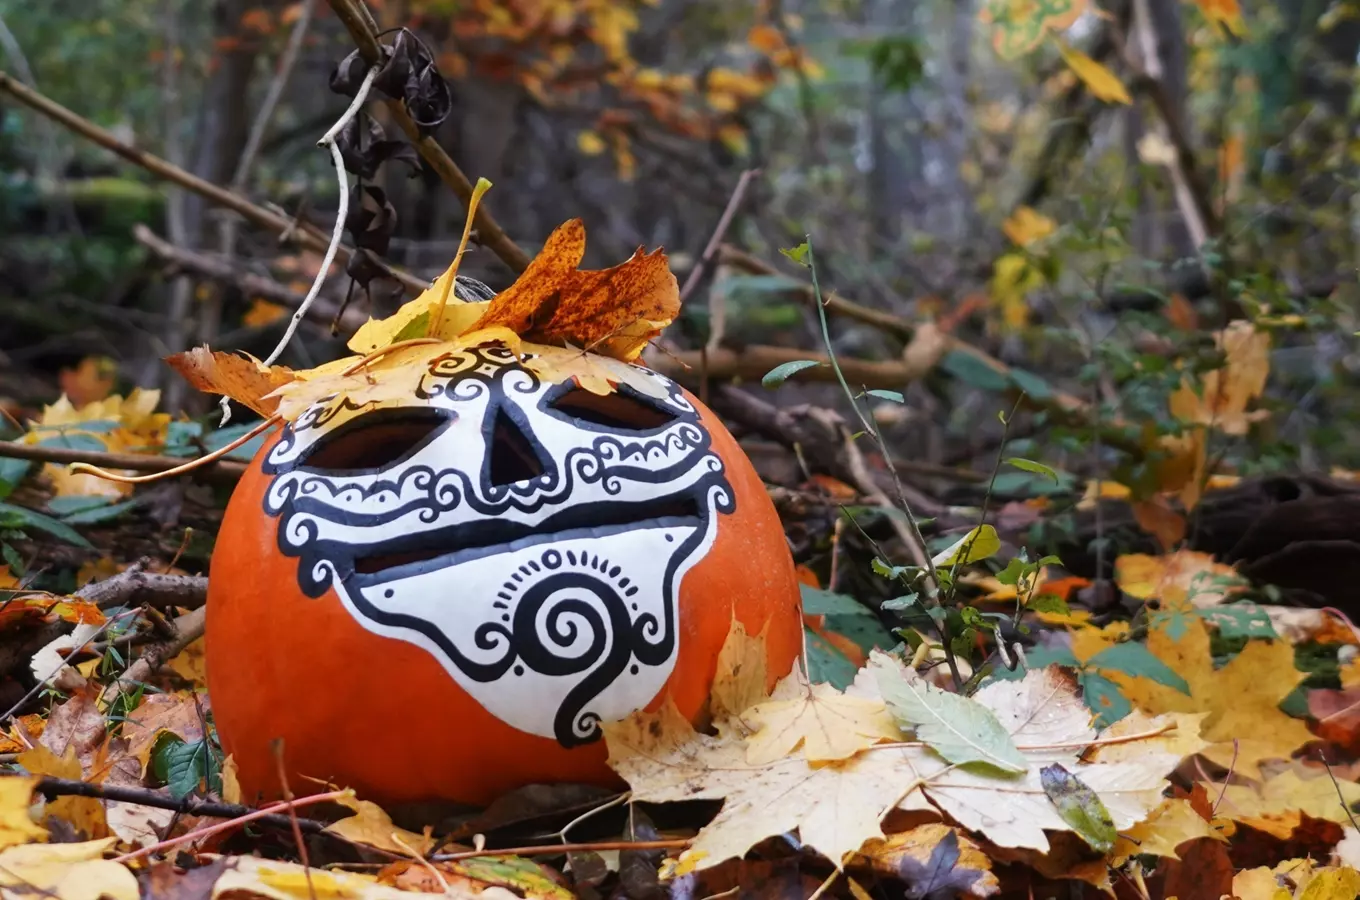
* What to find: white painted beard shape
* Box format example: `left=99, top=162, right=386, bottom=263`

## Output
left=339, top=513, right=713, bottom=745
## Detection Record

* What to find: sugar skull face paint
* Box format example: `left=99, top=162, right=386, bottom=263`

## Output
left=258, top=344, right=733, bottom=746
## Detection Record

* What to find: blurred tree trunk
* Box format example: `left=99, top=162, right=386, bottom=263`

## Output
left=160, top=0, right=259, bottom=410
left=1127, top=0, right=1193, bottom=262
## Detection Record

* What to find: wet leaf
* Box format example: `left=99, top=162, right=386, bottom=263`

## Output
left=1040, top=763, right=1118, bottom=853
left=871, top=653, right=1026, bottom=773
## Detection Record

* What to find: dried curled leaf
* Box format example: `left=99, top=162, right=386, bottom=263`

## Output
left=165, top=347, right=297, bottom=418
left=470, top=218, right=679, bottom=360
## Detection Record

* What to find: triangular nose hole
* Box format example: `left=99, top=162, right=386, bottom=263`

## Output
left=487, top=408, right=547, bottom=487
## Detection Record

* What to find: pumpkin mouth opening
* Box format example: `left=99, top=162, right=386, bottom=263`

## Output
left=349, top=494, right=704, bottom=577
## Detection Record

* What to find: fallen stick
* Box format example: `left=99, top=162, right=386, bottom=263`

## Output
left=0, top=441, right=249, bottom=483
left=34, top=776, right=328, bottom=834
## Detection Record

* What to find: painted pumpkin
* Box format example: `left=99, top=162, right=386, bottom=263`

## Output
left=207, top=342, right=803, bottom=806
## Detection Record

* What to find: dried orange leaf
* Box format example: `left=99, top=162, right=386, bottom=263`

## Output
left=471, top=219, right=679, bottom=361
left=165, top=347, right=296, bottom=418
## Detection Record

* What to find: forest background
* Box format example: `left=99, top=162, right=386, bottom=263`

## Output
left=2, top=0, right=1360, bottom=898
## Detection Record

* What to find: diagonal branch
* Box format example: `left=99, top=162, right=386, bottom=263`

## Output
left=324, top=0, right=531, bottom=274
left=0, top=70, right=427, bottom=296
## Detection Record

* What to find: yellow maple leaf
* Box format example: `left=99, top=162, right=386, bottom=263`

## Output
left=24, top=389, right=171, bottom=498
left=0, top=776, right=45, bottom=849
left=1056, top=40, right=1131, bottom=104
left=708, top=617, right=769, bottom=737
left=324, top=792, right=435, bottom=857
left=742, top=676, right=901, bottom=765
left=605, top=697, right=927, bottom=871
left=1002, top=206, right=1057, bottom=247
left=1169, top=319, right=1271, bottom=435
left=0, top=838, right=138, bottom=900
left=1108, top=615, right=1312, bottom=777
left=1110, top=797, right=1228, bottom=864
left=1210, top=766, right=1360, bottom=839
left=1114, top=550, right=1245, bottom=609
left=17, top=746, right=107, bottom=839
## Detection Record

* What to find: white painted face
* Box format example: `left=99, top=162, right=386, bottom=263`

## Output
left=260, top=344, right=733, bottom=746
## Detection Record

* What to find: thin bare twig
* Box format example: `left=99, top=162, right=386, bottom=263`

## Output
left=34, top=776, right=328, bottom=833
left=434, top=839, right=690, bottom=862
left=324, top=0, right=531, bottom=273
left=114, top=789, right=352, bottom=863
left=101, top=606, right=205, bottom=705
left=262, top=66, right=379, bottom=369
left=680, top=169, right=760, bottom=306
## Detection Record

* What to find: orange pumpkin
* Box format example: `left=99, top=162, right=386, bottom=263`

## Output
left=207, top=342, right=803, bottom=806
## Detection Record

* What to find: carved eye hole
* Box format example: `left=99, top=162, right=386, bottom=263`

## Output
left=303, top=409, right=448, bottom=471
left=549, top=389, right=677, bottom=431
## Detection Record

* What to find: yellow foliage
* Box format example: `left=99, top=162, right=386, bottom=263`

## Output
left=1056, top=40, right=1131, bottom=104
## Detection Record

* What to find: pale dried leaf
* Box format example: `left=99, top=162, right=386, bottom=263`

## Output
left=743, top=676, right=900, bottom=764
left=0, top=838, right=137, bottom=900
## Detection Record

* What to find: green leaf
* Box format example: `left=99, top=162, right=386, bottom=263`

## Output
left=779, top=243, right=810, bottom=266
left=1039, top=763, right=1118, bottom=853
left=47, top=495, right=112, bottom=516
left=800, top=585, right=873, bottom=617
left=0, top=502, right=94, bottom=549
left=761, top=359, right=824, bottom=388
left=1027, top=594, right=1071, bottom=616
left=205, top=422, right=270, bottom=461
left=0, top=455, right=32, bottom=500
left=1, top=543, right=24, bottom=575
left=866, top=389, right=905, bottom=403
left=1007, top=367, right=1054, bottom=400
left=872, top=558, right=916, bottom=581
left=804, top=628, right=859, bottom=690
left=62, top=499, right=139, bottom=525
left=824, top=613, right=895, bottom=655
left=882, top=593, right=920, bottom=611
left=1198, top=604, right=1277, bottom=640
left=1004, top=457, right=1059, bottom=482
left=932, top=525, right=1001, bottom=568
left=872, top=656, right=1026, bottom=773
left=1079, top=671, right=1132, bottom=728
left=994, top=557, right=1029, bottom=586
left=1087, top=643, right=1190, bottom=694
left=941, top=350, right=1010, bottom=392
left=156, top=736, right=220, bottom=799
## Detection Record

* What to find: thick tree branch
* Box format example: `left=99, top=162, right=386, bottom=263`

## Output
left=324, top=0, right=532, bottom=274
